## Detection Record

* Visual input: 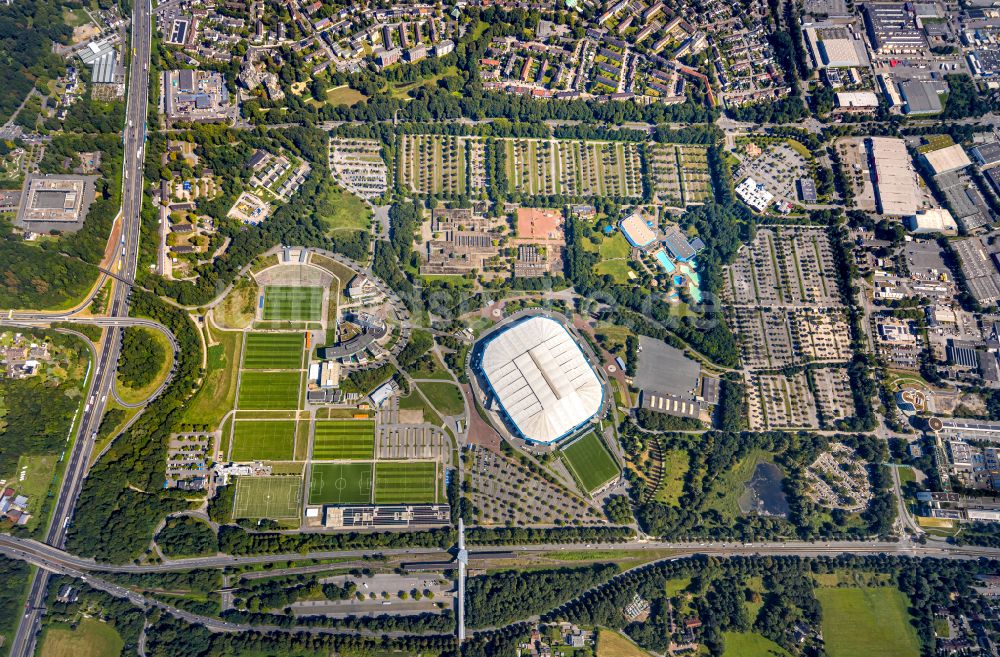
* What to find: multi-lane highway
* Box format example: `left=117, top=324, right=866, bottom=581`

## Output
left=7, top=0, right=153, bottom=653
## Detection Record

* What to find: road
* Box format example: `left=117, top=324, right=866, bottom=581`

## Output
left=7, top=0, right=153, bottom=653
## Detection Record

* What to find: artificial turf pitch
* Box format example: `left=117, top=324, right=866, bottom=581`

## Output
left=309, top=463, right=373, bottom=504
left=262, top=286, right=323, bottom=321
left=233, top=476, right=303, bottom=518
left=374, top=461, right=437, bottom=504
left=562, top=431, right=620, bottom=493
left=237, top=371, right=301, bottom=409
left=230, top=420, right=297, bottom=461
left=242, top=332, right=305, bottom=370
left=312, top=420, right=376, bottom=460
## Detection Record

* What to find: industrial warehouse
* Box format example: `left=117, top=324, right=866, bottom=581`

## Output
left=472, top=315, right=604, bottom=445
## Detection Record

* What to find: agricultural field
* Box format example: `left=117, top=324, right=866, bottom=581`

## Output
left=562, top=431, right=620, bottom=493
left=721, top=632, right=792, bottom=657
left=502, top=138, right=643, bottom=199
left=261, top=286, right=323, bottom=322
left=242, top=332, right=305, bottom=370
left=397, top=133, right=482, bottom=196
left=374, top=461, right=438, bottom=504
left=312, top=420, right=376, bottom=460
left=815, top=587, right=920, bottom=657
left=233, top=476, right=303, bottom=519
left=596, top=629, right=652, bottom=657
left=230, top=419, right=297, bottom=461
left=309, top=462, right=373, bottom=504
left=237, top=371, right=301, bottom=410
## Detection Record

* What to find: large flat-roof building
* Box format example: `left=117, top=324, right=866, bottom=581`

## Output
left=619, top=213, right=657, bottom=248
left=862, top=3, right=925, bottom=53
left=867, top=137, right=921, bottom=216
left=15, top=174, right=97, bottom=233
left=474, top=316, right=603, bottom=444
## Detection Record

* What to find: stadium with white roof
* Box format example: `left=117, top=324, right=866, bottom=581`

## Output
left=473, top=315, right=604, bottom=444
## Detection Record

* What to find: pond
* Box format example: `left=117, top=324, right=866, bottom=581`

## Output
left=738, top=461, right=789, bottom=517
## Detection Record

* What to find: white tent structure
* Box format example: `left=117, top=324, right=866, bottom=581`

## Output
left=479, top=316, right=603, bottom=444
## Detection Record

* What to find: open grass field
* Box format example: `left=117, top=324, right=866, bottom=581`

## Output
left=316, top=187, right=371, bottom=235
left=312, top=420, right=376, bottom=460
left=374, top=461, right=438, bottom=504
left=654, top=448, right=689, bottom=505
left=721, top=632, right=792, bottom=657
left=398, top=390, right=443, bottom=426
left=562, top=431, right=620, bottom=493
left=815, top=587, right=920, bottom=657
left=237, top=371, right=300, bottom=410
left=596, top=629, right=652, bottom=657
left=309, top=462, right=373, bottom=504
left=262, top=286, right=323, bottom=322
left=234, top=476, right=303, bottom=518
left=231, top=419, right=297, bottom=461
left=39, top=619, right=123, bottom=657
left=242, top=332, right=305, bottom=370
left=325, top=85, right=367, bottom=106
left=417, top=382, right=465, bottom=416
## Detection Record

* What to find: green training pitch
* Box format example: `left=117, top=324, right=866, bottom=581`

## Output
left=233, top=476, right=302, bottom=519
left=309, top=462, right=373, bottom=504
left=262, top=286, right=323, bottom=321
left=374, top=461, right=437, bottom=504
left=237, top=371, right=300, bottom=409
left=312, top=420, right=375, bottom=460
left=242, top=332, right=304, bottom=369
left=230, top=420, right=296, bottom=461
left=815, top=587, right=920, bottom=657
left=562, top=431, right=620, bottom=493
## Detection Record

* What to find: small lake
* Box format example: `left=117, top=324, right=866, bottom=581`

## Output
left=738, top=461, right=789, bottom=517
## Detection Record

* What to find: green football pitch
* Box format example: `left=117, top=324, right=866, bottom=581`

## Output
left=242, top=332, right=304, bottom=370
left=562, top=431, right=620, bottom=493
left=374, top=461, right=437, bottom=504
left=237, top=371, right=300, bottom=409
left=309, top=463, right=373, bottom=504
left=233, top=476, right=302, bottom=519
left=312, top=420, right=376, bottom=460
left=230, top=420, right=296, bottom=461
left=262, top=286, right=323, bottom=321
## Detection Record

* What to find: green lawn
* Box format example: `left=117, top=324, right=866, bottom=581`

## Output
left=231, top=420, right=297, bottom=461
left=374, top=461, right=437, bottom=503
left=816, top=587, right=920, bottom=657
left=237, top=371, right=301, bottom=410
left=594, top=258, right=634, bottom=284
left=312, top=420, right=375, bottom=460
left=562, top=431, right=620, bottom=493
left=655, top=448, right=689, bottom=505
left=39, top=619, right=123, bottom=657
left=242, top=332, right=304, bottom=369
left=309, top=462, right=373, bottom=504
left=184, top=327, right=242, bottom=428
left=599, top=232, right=632, bottom=259
left=316, top=186, right=371, bottom=233
left=262, top=286, right=323, bottom=322
left=721, top=632, right=792, bottom=657
left=325, top=85, right=367, bottom=106
left=398, top=391, right=443, bottom=426
left=417, top=382, right=465, bottom=416
left=233, top=476, right=303, bottom=519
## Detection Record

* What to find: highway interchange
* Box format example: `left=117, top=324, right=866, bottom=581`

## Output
left=6, top=0, right=153, bottom=653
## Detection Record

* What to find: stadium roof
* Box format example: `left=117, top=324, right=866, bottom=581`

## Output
left=479, top=316, right=602, bottom=444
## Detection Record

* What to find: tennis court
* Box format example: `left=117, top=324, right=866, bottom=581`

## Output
left=562, top=431, right=620, bottom=493
left=262, top=286, right=323, bottom=321
left=309, top=463, right=373, bottom=504
left=237, top=371, right=301, bottom=409
left=374, top=461, right=437, bottom=504
left=230, top=419, right=297, bottom=461
left=312, top=420, right=376, bottom=460
left=242, top=332, right=305, bottom=370
left=233, top=476, right=303, bottom=519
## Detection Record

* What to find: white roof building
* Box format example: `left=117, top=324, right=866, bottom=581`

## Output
left=735, top=177, right=774, bottom=212
left=905, top=208, right=958, bottom=234
left=835, top=91, right=880, bottom=109
left=920, top=143, right=972, bottom=176
left=868, top=137, right=920, bottom=216
left=477, top=316, right=603, bottom=444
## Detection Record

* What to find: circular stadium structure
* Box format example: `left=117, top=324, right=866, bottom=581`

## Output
left=473, top=315, right=604, bottom=444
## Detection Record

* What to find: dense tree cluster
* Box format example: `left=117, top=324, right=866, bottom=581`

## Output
left=118, top=327, right=167, bottom=390
left=155, top=516, right=219, bottom=557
